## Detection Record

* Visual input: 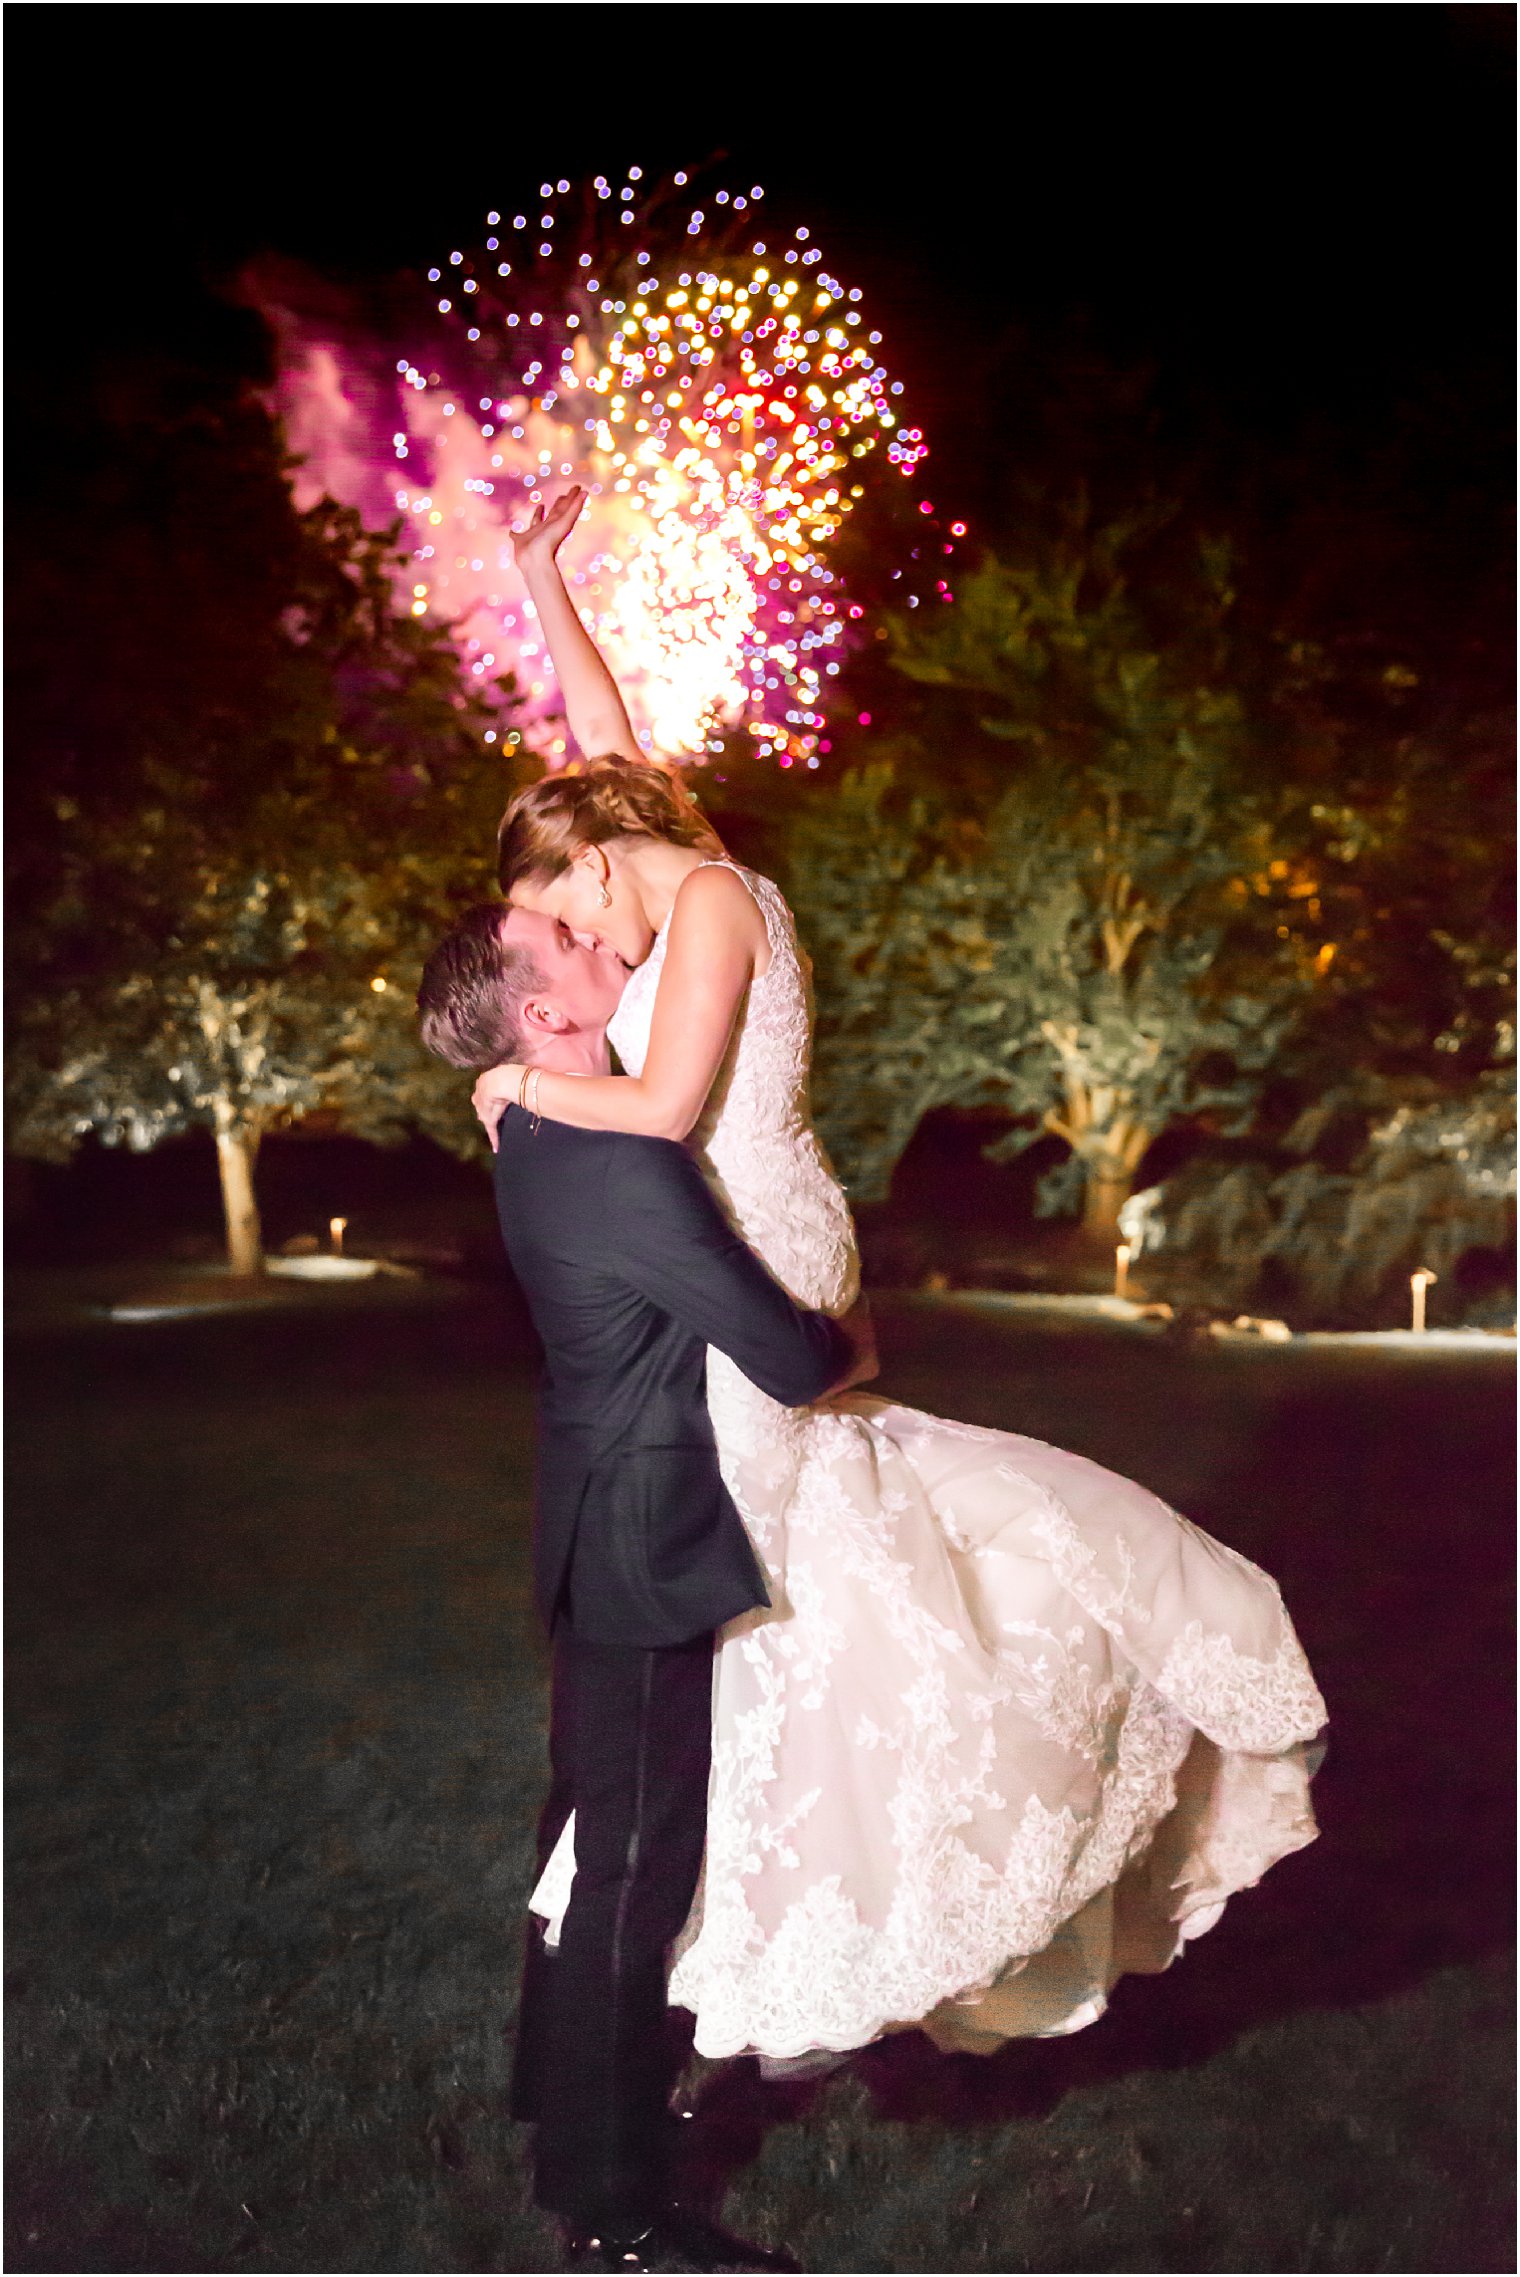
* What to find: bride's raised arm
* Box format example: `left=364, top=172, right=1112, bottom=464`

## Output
left=471, top=484, right=768, bottom=1145
left=473, top=862, right=765, bottom=1143
left=511, top=485, right=642, bottom=766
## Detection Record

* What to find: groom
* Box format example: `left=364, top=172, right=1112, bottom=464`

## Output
left=419, top=904, right=871, bottom=2273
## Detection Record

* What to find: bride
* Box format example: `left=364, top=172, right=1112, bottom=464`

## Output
left=472, top=486, right=1326, bottom=2062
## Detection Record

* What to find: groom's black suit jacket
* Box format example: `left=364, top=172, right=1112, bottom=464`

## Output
left=493, top=1104, right=848, bottom=1648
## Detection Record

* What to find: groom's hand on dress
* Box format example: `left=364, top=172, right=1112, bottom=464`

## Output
left=820, top=1292, right=879, bottom=1404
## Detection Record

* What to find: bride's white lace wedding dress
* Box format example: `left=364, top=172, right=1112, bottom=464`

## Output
left=532, top=863, right=1326, bottom=2059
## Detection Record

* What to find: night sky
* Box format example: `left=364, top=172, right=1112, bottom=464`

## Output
left=22, top=3, right=1512, bottom=511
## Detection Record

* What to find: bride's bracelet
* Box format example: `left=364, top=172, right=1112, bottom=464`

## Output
left=527, top=1066, right=544, bottom=1133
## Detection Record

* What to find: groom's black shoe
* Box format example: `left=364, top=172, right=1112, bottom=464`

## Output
left=564, top=2204, right=802, bottom=2273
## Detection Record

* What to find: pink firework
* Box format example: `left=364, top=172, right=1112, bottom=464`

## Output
left=269, top=168, right=944, bottom=769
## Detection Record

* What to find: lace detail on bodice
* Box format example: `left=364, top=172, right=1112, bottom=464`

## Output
left=607, top=862, right=859, bottom=1464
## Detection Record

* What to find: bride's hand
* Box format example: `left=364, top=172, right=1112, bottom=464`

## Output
left=471, top=1062, right=525, bottom=1153
left=510, top=484, right=586, bottom=579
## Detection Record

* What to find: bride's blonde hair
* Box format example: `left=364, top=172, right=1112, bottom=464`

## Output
left=497, top=754, right=725, bottom=893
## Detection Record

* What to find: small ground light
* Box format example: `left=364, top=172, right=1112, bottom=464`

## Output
left=1114, top=1243, right=1132, bottom=1300
left=330, top=1217, right=347, bottom=1256
left=1410, top=1268, right=1436, bottom=1331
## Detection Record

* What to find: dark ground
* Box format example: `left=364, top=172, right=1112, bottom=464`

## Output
left=5, top=1278, right=1514, bottom=2274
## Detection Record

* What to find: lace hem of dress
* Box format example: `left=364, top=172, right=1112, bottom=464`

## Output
left=921, top=1732, right=1319, bottom=2052
left=670, top=1711, right=1319, bottom=2059
left=531, top=1703, right=1322, bottom=2060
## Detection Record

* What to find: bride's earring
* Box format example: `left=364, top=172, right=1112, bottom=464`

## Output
left=597, top=884, right=612, bottom=908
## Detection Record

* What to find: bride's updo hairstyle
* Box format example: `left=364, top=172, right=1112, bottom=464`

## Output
left=498, top=754, right=724, bottom=894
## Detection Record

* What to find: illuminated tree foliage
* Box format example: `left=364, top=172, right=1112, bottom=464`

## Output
left=1121, top=783, right=1517, bottom=1319
left=1123, top=1029, right=1515, bottom=1322
left=8, top=495, right=515, bottom=1273
left=793, top=471, right=1513, bottom=1312
left=791, top=519, right=1328, bottom=1229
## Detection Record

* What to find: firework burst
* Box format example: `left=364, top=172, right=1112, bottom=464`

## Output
left=275, top=167, right=944, bottom=769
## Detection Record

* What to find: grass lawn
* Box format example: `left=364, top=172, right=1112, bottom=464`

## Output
left=5, top=1280, right=1513, bottom=2274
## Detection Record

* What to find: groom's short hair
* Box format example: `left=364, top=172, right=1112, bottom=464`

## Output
left=417, top=904, right=542, bottom=1069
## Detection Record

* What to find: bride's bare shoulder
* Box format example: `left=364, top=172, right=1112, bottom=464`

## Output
left=669, top=862, right=772, bottom=970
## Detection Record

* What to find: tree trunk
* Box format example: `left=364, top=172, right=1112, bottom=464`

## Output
left=212, top=1099, right=264, bottom=1276
left=1081, top=1163, right=1132, bottom=1241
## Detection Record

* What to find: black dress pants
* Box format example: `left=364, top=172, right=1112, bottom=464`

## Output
left=511, top=1623, right=715, bottom=2232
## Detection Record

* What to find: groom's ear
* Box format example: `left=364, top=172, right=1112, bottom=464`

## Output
left=520, top=997, right=574, bottom=1036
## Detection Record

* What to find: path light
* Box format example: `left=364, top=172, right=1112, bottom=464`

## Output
left=1114, top=1243, right=1132, bottom=1300
left=1410, top=1268, right=1436, bottom=1332
left=330, top=1216, right=348, bottom=1256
